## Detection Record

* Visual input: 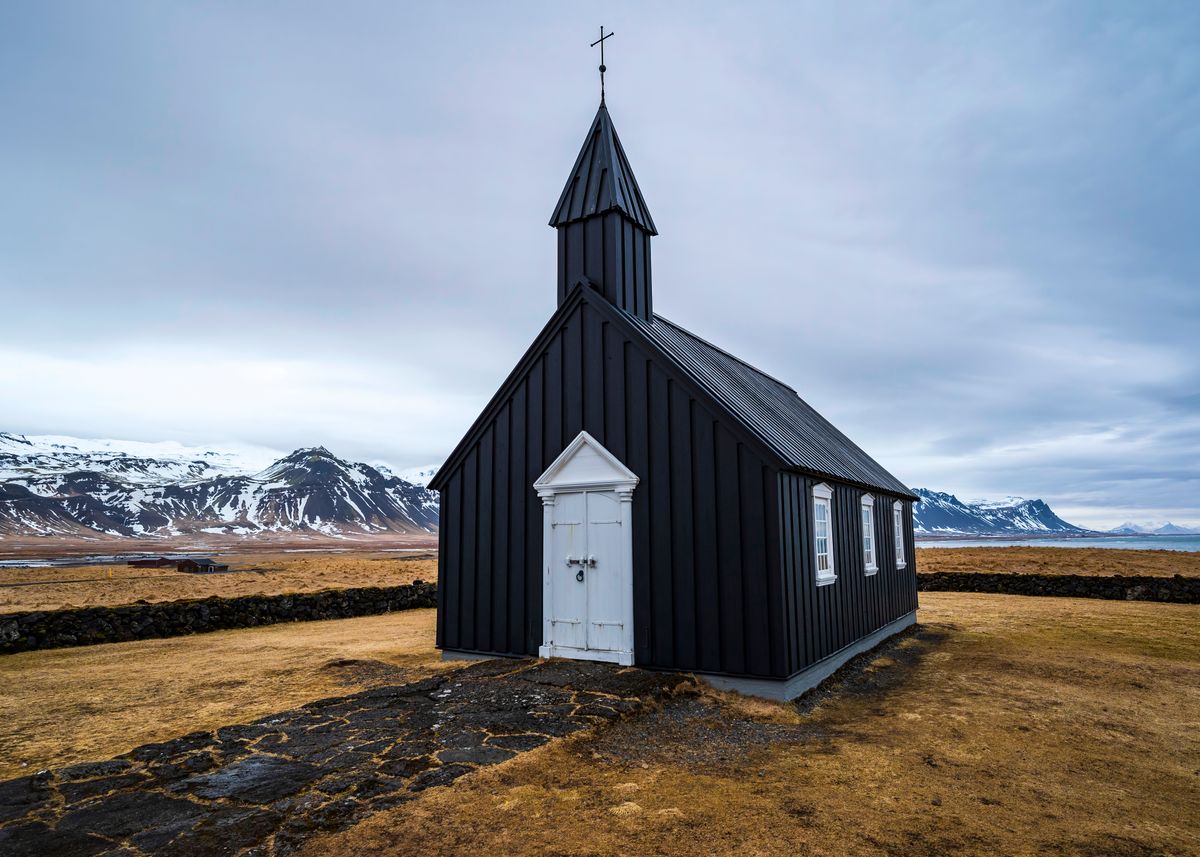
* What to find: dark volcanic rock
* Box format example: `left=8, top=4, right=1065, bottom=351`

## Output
left=409, top=763, right=474, bottom=792
left=0, top=820, right=110, bottom=857
left=378, top=755, right=436, bottom=779
left=57, top=791, right=206, bottom=840
left=0, top=581, right=438, bottom=655
left=916, top=571, right=1200, bottom=603
left=186, top=757, right=323, bottom=803
left=0, top=774, right=54, bottom=824
left=58, top=760, right=134, bottom=782
left=437, top=745, right=516, bottom=765
left=0, top=657, right=680, bottom=855
left=58, top=772, right=149, bottom=804
left=487, top=733, right=550, bottom=752
left=153, top=808, right=283, bottom=857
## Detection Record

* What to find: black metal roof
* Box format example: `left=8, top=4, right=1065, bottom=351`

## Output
left=629, top=313, right=917, bottom=499
left=549, top=103, right=657, bottom=235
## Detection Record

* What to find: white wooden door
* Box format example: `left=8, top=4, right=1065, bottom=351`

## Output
left=549, top=490, right=624, bottom=656
left=549, top=490, right=588, bottom=651
left=583, top=490, right=625, bottom=653
left=536, top=431, right=638, bottom=666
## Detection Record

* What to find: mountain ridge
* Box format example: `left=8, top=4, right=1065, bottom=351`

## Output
left=913, top=489, right=1090, bottom=536
left=0, top=434, right=438, bottom=540
left=1107, top=521, right=1200, bottom=536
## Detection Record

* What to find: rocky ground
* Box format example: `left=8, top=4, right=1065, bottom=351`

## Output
left=0, top=658, right=685, bottom=856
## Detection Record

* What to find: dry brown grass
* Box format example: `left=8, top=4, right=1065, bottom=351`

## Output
left=6, top=547, right=1189, bottom=616
left=916, top=545, right=1200, bottom=578
left=0, top=534, right=437, bottom=560
left=0, top=551, right=437, bottom=613
left=0, top=608, right=443, bottom=779
left=299, top=593, right=1200, bottom=857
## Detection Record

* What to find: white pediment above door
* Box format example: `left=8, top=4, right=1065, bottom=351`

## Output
left=534, top=431, right=639, bottom=495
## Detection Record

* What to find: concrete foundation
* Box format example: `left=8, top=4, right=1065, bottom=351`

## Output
left=440, top=649, right=503, bottom=663
left=697, top=610, right=917, bottom=702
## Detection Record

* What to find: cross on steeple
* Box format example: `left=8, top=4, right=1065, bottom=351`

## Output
left=591, top=26, right=614, bottom=104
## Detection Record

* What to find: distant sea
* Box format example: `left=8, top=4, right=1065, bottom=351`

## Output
left=916, top=534, right=1200, bottom=553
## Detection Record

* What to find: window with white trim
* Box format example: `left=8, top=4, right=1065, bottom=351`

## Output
left=893, top=501, right=907, bottom=568
left=813, top=483, right=836, bottom=585
left=861, top=494, right=877, bottom=574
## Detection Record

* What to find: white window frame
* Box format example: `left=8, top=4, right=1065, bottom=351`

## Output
left=893, top=500, right=907, bottom=569
left=813, top=482, right=836, bottom=586
left=861, top=494, right=877, bottom=575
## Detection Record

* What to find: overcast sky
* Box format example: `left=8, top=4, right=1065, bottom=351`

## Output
left=2, top=2, right=1197, bottom=528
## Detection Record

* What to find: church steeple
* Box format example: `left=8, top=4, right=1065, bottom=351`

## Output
left=550, top=102, right=657, bottom=321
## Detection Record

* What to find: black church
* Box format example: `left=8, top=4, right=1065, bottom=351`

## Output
left=429, top=90, right=918, bottom=700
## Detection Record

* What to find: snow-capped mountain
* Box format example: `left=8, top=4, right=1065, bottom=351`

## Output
left=0, top=434, right=439, bottom=540
left=395, top=464, right=440, bottom=488
left=0, top=432, right=280, bottom=486
left=1107, top=521, right=1200, bottom=536
left=913, top=489, right=1089, bottom=536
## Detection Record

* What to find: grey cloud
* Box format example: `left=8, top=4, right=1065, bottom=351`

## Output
left=1, top=1, right=1197, bottom=528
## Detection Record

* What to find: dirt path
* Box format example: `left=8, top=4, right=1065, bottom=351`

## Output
left=0, top=659, right=684, bottom=856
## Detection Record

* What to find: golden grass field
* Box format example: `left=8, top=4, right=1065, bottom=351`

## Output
left=2, top=547, right=1198, bottom=853
left=2, top=591, right=1197, bottom=854
left=0, top=551, right=437, bottom=613
left=0, top=609, right=447, bottom=780
left=916, top=545, right=1200, bottom=578
left=298, top=593, right=1200, bottom=856
left=3, top=546, right=1195, bottom=615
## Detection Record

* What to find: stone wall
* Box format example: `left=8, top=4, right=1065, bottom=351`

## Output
left=4, top=572, right=1194, bottom=656
left=0, top=582, right=437, bottom=655
left=917, top=572, right=1199, bottom=603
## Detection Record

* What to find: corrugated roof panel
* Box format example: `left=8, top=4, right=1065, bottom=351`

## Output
left=631, top=314, right=916, bottom=498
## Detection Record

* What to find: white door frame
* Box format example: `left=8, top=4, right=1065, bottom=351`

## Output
left=534, top=431, right=638, bottom=665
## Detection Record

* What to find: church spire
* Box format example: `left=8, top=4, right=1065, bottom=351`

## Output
left=549, top=103, right=657, bottom=234
left=550, top=101, right=657, bottom=320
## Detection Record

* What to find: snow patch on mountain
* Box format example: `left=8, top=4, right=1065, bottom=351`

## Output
left=913, top=489, right=1089, bottom=536
left=0, top=434, right=439, bottom=539
left=0, top=432, right=282, bottom=485
left=1108, top=521, right=1200, bottom=535
left=395, top=464, right=441, bottom=488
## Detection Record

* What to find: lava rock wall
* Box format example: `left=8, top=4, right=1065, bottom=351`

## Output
left=916, top=572, right=1199, bottom=603
left=0, top=582, right=437, bottom=654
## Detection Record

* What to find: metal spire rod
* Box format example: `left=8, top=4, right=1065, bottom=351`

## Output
left=591, top=26, right=614, bottom=104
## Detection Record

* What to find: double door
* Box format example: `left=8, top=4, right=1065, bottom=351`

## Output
left=547, top=489, right=625, bottom=656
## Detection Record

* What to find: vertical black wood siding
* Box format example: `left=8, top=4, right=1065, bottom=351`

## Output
left=557, top=212, right=653, bottom=321
left=436, top=299, right=786, bottom=676
left=777, top=473, right=918, bottom=674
